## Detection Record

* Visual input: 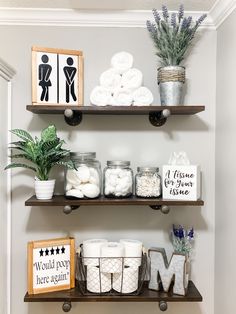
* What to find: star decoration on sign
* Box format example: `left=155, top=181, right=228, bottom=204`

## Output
left=39, top=246, right=66, bottom=257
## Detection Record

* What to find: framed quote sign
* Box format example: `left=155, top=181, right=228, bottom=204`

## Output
left=27, top=237, right=75, bottom=295
left=32, top=46, right=83, bottom=106
left=162, top=165, right=201, bottom=201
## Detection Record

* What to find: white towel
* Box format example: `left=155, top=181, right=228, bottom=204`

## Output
left=100, top=68, right=122, bottom=90
left=111, top=51, right=133, bottom=74
left=90, top=86, right=113, bottom=106
left=132, top=87, right=154, bottom=106
left=112, top=88, right=133, bottom=106
left=121, top=68, right=143, bottom=91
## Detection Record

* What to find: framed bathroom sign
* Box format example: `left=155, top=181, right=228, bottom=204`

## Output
left=32, top=46, right=83, bottom=106
left=27, top=237, right=75, bottom=295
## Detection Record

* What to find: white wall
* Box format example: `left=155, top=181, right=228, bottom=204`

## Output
left=215, top=8, right=236, bottom=314
left=0, top=26, right=216, bottom=314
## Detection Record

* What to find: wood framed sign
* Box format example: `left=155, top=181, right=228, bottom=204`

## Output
left=32, top=46, right=83, bottom=106
left=27, top=237, right=75, bottom=295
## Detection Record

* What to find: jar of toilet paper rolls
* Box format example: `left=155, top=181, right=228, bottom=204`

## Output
left=103, top=161, right=133, bottom=198
left=135, top=167, right=162, bottom=198
left=65, top=152, right=101, bottom=199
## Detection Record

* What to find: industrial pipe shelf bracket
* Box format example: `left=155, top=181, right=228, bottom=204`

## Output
left=149, top=109, right=171, bottom=127
left=64, top=109, right=82, bottom=126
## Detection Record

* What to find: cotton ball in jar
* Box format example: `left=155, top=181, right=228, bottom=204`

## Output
left=118, top=170, right=130, bottom=178
left=106, top=174, right=118, bottom=187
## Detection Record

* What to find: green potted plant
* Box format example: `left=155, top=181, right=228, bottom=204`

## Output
left=5, top=125, right=75, bottom=200
left=146, top=4, right=207, bottom=105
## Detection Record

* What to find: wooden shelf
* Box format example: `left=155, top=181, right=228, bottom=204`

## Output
left=24, top=281, right=202, bottom=303
left=27, top=105, right=205, bottom=115
left=27, top=105, right=205, bottom=127
left=25, top=195, right=204, bottom=207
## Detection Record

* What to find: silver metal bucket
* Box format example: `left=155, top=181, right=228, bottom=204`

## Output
left=158, top=66, right=185, bottom=106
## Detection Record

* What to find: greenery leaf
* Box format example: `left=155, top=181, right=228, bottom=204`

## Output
left=41, top=125, right=57, bottom=142
left=10, top=129, right=34, bottom=142
left=10, top=154, right=34, bottom=161
left=4, top=163, right=36, bottom=172
left=52, top=160, right=75, bottom=169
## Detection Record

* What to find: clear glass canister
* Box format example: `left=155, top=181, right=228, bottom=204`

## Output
left=104, top=161, right=133, bottom=198
left=65, top=152, right=101, bottom=199
left=135, top=167, right=162, bottom=198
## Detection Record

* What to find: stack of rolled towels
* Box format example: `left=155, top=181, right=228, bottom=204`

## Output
left=81, top=238, right=143, bottom=293
left=90, top=51, right=154, bottom=106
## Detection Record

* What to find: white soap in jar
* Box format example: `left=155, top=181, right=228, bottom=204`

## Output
left=65, top=152, right=101, bottom=199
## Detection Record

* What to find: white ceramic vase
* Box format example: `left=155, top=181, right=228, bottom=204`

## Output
left=35, top=179, right=55, bottom=200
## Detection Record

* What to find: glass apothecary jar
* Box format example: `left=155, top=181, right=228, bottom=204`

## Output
left=104, top=161, right=133, bottom=198
left=65, top=152, right=101, bottom=199
left=135, top=167, right=162, bottom=198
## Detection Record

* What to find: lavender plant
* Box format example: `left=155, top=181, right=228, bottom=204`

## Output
left=146, top=4, right=207, bottom=66
left=171, top=225, right=194, bottom=256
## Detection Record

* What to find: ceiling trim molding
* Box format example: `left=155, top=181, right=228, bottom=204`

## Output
left=0, top=8, right=214, bottom=28
left=209, top=0, right=236, bottom=28
left=0, top=2, right=235, bottom=29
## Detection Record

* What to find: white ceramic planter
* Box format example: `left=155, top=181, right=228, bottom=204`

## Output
left=35, top=179, right=55, bottom=200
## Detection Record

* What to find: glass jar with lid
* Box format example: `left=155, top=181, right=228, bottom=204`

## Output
left=135, top=167, right=162, bottom=198
left=103, top=161, right=133, bottom=198
left=65, top=152, right=101, bottom=199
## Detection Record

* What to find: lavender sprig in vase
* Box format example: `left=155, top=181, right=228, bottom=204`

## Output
left=146, top=5, right=207, bottom=105
left=171, top=225, right=195, bottom=284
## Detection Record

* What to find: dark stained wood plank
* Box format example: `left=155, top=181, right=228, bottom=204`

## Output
left=26, top=105, right=205, bottom=115
left=24, top=281, right=202, bottom=303
left=25, top=195, right=204, bottom=207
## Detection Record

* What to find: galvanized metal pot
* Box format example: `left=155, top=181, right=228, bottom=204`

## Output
left=157, top=66, right=185, bottom=106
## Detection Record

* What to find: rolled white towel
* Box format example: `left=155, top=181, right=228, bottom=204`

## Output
left=100, top=68, right=122, bottom=90
left=121, top=68, right=143, bottom=91
left=112, top=88, right=133, bottom=106
left=90, top=86, right=113, bottom=106
left=111, top=51, right=133, bottom=74
left=132, top=87, right=154, bottom=106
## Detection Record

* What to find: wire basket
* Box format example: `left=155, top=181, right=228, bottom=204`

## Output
left=76, top=252, right=147, bottom=296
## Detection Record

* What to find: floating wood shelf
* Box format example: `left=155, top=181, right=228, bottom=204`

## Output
left=25, top=195, right=204, bottom=215
left=26, top=105, right=205, bottom=127
left=24, top=281, right=202, bottom=312
left=25, top=195, right=204, bottom=207
left=27, top=105, right=205, bottom=115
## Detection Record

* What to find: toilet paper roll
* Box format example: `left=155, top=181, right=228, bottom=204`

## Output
left=100, top=242, right=124, bottom=273
left=86, top=266, right=111, bottom=293
left=120, top=239, right=143, bottom=267
left=83, top=239, right=108, bottom=266
left=113, top=267, right=139, bottom=293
